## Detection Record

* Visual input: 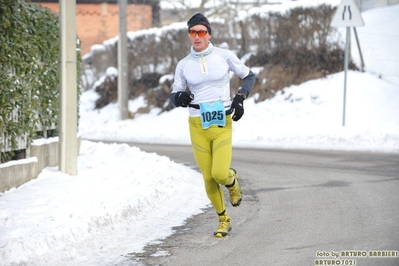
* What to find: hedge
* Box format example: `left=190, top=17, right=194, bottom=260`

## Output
left=0, top=0, right=81, bottom=162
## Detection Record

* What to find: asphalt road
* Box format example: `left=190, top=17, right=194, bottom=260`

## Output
left=117, top=143, right=399, bottom=266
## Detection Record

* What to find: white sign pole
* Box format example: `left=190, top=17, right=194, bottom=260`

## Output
left=343, top=27, right=350, bottom=126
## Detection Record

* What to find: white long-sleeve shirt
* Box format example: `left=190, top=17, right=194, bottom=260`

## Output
left=171, top=42, right=250, bottom=117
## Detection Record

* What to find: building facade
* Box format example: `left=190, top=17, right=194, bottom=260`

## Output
left=32, top=0, right=155, bottom=55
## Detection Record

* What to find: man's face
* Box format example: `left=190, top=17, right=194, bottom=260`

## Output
left=189, top=25, right=211, bottom=52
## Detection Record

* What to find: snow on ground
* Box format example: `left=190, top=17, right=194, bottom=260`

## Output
left=1, top=3, right=398, bottom=266
left=79, top=70, right=399, bottom=153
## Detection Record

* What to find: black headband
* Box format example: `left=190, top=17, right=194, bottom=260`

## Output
left=187, top=13, right=212, bottom=35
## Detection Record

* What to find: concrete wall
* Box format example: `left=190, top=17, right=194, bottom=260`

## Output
left=0, top=140, right=59, bottom=193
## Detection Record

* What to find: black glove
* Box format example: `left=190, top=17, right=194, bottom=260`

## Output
left=175, top=91, right=194, bottom=107
left=231, top=94, right=244, bottom=121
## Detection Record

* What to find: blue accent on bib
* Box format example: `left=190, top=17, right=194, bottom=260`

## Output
left=199, top=101, right=226, bottom=129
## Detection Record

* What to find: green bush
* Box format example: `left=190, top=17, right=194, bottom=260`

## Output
left=0, top=0, right=80, bottom=163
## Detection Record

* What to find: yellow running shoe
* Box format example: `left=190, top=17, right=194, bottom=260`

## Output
left=214, top=213, right=232, bottom=238
left=226, top=168, right=242, bottom=207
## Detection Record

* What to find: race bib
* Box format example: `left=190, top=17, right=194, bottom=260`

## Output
left=199, top=101, right=226, bottom=129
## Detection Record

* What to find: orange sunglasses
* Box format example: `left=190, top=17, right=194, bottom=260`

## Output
left=189, top=30, right=208, bottom=37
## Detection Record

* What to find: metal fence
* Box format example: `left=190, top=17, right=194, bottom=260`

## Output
left=0, top=135, right=28, bottom=153
left=0, top=110, right=56, bottom=154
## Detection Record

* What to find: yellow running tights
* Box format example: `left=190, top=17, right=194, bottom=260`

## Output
left=189, top=115, right=234, bottom=214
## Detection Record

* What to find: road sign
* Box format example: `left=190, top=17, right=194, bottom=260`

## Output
left=331, top=0, right=365, bottom=126
left=331, top=0, right=365, bottom=27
